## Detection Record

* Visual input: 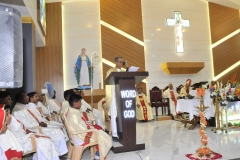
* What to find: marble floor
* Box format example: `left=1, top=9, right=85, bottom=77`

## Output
left=80, top=120, right=240, bottom=160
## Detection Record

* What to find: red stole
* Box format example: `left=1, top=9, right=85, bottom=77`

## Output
left=27, top=109, right=40, bottom=123
left=16, top=120, right=26, bottom=132
left=138, top=95, right=148, bottom=121
left=81, top=112, right=93, bottom=144
left=36, top=107, right=44, bottom=118
left=5, top=149, right=22, bottom=160
left=186, top=87, right=189, bottom=94
left=170, top=90, right=177, bottom=107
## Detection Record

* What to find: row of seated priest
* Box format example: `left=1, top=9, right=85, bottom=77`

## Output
left=0, top=87, right=112, bottom=160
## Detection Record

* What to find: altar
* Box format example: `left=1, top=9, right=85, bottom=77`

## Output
left=176, top=90, right=215, bottom=129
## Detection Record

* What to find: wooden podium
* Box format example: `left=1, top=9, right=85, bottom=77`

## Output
left=105, top=71, right=148, bottom=153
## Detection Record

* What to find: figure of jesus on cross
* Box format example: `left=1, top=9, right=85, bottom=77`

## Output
left=166, top=11, right=190, bottom=53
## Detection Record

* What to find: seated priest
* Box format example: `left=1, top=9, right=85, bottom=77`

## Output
left=105, top=56, right=126, bottom=142
left=66, top=94, right=112, bottom=160
left=180, top=79, right=192, bottom=97
left=136, top=87, right=154, bottom=121
left=0, top=104, right=23, bottom=160
left=78, top=90, right=104, bottom=129
left=44, top=82, right=61, bottom=113
left=12, top=92, right=68, bottom=156
left=163, top=83, right=179, bottom=119
left=12, top=91, right=29, bottom=112
left=27, top=92, right=67, bottom=129
left=6, top=106, right=61, bottom=160
left=61, top=89, right=75, bottom=115
left=37, top=93, right=49, bottom=115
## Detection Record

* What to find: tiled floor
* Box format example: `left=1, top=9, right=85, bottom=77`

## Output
left=81, top=120, right=240, bottom=160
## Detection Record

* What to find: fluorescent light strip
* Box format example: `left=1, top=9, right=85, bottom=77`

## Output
left=102, top=58, right=126, bottom=71
left=62, top=4, right=66, bottom=91
left=211, top=29, right=240, bottom=48
left=213, top=61, right=240, bottom=81
left=100, top=20, right=144, bottom=46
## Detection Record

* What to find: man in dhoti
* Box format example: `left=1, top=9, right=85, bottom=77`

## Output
left=136, top=87, right=154, bottom=121
left=163, top=83, right=179, bottom=119
left=180, top=79, right=191, bottom=97
left=105, top=56, right=124, bottom=142
left=67, top=94, right=112, bottom=160
left=79, top=90, right=104, bottom=129
left=0, top=104, right=23, bottom=160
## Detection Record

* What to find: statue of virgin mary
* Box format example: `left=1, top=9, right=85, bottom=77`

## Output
left=74, top=48, right=92, bottom=86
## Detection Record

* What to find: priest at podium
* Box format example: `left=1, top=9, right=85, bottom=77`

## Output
left=105, top=56, right=124, bottom=142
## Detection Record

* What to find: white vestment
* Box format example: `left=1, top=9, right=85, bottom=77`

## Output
left=61, top=100, right=70, bottom=115
left=80, top=99, right=104, bottom=129
left=28, top=103, right=64, bottom=128
left=49, top=99, right=61, bottom=113
left=163, top=88, right=179, bottom=115
left=105, top=68, right=120, bottom=137
left=12, top=109, right=68, bottom=155
left=8, top=116, right=60, bottom=160
left=0, top=147, right=6, bottom=160
left=12, top=102, right=26, bottom=112
left=66, top=107, right=112, bottom=158
left=37, top=101, right=50, bottom=115
left=0, top=130, right=23, bottom=154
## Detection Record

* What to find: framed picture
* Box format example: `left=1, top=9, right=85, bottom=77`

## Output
left=37, top=0, right=46, bottom=36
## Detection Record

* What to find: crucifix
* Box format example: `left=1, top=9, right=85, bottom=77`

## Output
left=166, top=11, right=190, bottom=53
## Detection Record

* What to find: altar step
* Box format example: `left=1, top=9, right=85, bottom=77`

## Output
left=156, top=116, right=172, bottom=121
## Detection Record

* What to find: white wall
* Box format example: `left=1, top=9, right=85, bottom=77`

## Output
left=62, top=0, right=102, bottom=90
left=142, top=0, right=213, bottom=91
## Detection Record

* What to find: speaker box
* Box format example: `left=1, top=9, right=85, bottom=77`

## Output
left=0, top=5, right=23, bottom=88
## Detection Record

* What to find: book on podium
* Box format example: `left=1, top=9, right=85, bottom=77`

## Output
left=105, top=71, right=148, bottom=153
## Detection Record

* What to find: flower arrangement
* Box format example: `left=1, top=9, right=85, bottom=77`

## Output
left=208, top=76, right=240, bottom=105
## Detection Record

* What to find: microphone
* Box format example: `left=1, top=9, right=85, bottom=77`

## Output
left=125, top=60, right=129, bottom=72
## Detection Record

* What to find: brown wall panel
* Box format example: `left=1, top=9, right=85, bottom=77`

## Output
left=218, top=65, right=240, bottom=84
left=209, top=2, right=240, bottom=44
left=100, top=0, right=143, bottom=41
left=212, top=33, right=240, bottom=76
left=101, top=0, right=146, bottom=94
left=101, top=26, right=145, bottom=71
left=36, top=2, right=63, bottom=102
